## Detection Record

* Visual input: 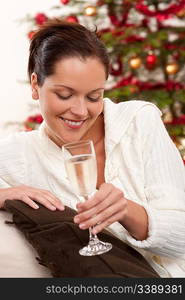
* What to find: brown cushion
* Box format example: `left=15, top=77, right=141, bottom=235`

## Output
left=4, top=200, right=159, bottom=278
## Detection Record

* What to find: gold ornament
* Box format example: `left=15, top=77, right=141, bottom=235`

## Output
left=165, top=62, right=179, bottom=75
left=175, top=136, right=185, bottom=161
left=177, top=8, right=185, bottom=18
left=129, top=56, right=142, bottom=69
left=84, top=5, right=97, bottom=16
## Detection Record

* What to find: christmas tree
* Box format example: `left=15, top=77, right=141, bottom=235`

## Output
left=24, top=0, right=185, bottom=161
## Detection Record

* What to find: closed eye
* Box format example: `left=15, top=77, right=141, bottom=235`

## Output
left=87, top=92, right=103, bottom=102
left=55, top=92, right=102, bottom=102
left=87, top=96, right=101, bottom=102
left=55, top=92, right=72, bottom=100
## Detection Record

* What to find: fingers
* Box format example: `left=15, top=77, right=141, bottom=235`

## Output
left=75, top=200, right=126, bottom=231
left=28, top=194, right=58, bottom=211
left=76, top=183, right=113, bottom=212
left=19, top=194, right=40, bottom=209
left=92, top=209, right=127, bottom=235
left=74, top=189, right=118, bottom=223
left=31, top=189, right=65, bottom=211
left=8, top=185, right=65, bottom=211
left=74, top=183, right=127, bottom=232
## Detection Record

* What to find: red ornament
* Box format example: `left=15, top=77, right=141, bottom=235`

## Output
left=24, top=114, right=43, bottom=131
left=35, top=13, right=48, bottom=25
left=34, top=114, right=43, bottom=124
left=66, top=15, right=78, bottom=23
left=60, top=0, right=69, bottom=4
left=146, top=54, right=157, bottom=69
left=146, top=54, right=157, bottom=64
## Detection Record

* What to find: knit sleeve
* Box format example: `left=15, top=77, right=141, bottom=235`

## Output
left=124, top=104, right=185, bottom=258
left=0, top=133, right=26, bottom=188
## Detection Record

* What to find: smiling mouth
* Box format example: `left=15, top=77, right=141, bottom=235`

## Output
left=60, top=117, right=85, bottom=129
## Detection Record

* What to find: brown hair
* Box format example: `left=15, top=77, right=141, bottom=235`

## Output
left=28, top=19, right=110, bottom=86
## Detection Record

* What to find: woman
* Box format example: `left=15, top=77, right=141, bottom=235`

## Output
left=0, top=19, right=185, bottom=278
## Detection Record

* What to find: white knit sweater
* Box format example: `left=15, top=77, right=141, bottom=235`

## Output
left=0, top=98, right=185, bottom=277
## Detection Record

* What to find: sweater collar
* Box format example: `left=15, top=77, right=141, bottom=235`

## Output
left=103, top=98, right=141, bottom=144
left=38, top=122, right=62, bottom=157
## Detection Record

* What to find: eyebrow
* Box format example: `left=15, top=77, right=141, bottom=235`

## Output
left=53, top=84, right=104, bottom=92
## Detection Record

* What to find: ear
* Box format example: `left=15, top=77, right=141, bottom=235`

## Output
left=31, top=72, right=39, bottom=100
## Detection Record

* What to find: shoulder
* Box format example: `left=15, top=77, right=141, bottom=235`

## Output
left=0, top=132, right=24, bottom=155
left=104, top=98, right=162, bottom=116
left=0, top=130, right=40, bottom=182
left=103, top=98, right=164, bottom=144
left=0, top=130, right=38, bottom=149
left=0, top=130, right=39, bottom=169
left=104, top=98, right=163, bottom=133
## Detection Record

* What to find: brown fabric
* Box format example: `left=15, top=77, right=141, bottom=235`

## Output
left=4, top=200, right=159, bottom=278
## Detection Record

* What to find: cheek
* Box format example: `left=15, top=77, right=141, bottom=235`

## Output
left=87, top=99, right=104, bottom=117
left=39, top=95, right=64, bottom=115
left=39, top=99, right=51, bottom=115
left=90, top=102, right=104, bottom=117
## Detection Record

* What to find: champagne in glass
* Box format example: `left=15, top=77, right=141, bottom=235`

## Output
left=62, top=140, right=112, bottom=256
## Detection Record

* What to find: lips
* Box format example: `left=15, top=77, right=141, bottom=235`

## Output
left=60, top=117, right=85, bottom=129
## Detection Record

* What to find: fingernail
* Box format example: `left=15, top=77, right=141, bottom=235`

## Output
left=79, top=223, right=85, bottom=229
left=50, top=206, right=56, bottom=211
left=74, top=217, right=79, bottom=223
left=59, top=205, right=65, bottom=211
left=34, top=204, right=39, bottom=209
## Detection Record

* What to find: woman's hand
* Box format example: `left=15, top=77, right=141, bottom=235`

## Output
left=0, top=185, right=65, bottom=211
left=74, top=183, right=127, bottom=235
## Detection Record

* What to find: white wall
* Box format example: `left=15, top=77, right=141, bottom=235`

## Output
left=0, top=0, right=101, bottom=136
left=0, top=0, right=66, bottom=136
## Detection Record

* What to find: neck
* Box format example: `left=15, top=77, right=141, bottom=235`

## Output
left=84, top=113, right=105, bottom=146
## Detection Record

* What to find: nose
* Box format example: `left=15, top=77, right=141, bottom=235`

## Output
left=70, top=97, right=88, bottom=117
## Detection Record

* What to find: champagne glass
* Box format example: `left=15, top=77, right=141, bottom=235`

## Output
left=62, top=140, right=112, bottom=256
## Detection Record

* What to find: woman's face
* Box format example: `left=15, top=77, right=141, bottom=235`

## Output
left=31, top=56, right=106, bottom=146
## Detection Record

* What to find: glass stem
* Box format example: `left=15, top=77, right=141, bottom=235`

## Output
left=83, top=195, right=99, bottom=242
left=89, top=227, right=98, bottom=240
